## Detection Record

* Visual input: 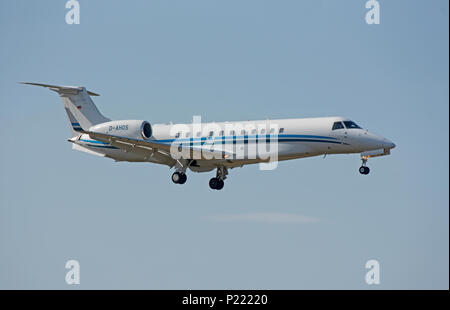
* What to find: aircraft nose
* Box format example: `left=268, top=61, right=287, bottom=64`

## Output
left=383, top=138, right=396, bottom=149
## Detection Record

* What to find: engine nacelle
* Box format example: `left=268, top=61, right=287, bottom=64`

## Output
left=89, top=120, right=152, bottom=140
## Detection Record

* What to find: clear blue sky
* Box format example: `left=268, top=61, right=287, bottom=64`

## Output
left=0, top=0, right=448, bottom=289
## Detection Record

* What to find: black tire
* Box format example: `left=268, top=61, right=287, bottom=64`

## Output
left=359, top=166, right=366, bottom=174
left=364, top=167, right=370, bottom=175
left=209, top=178, right=218, bottom=189
left=179, top=173, right=187, bottom=184
left=216, top=179, right=224, bottom=190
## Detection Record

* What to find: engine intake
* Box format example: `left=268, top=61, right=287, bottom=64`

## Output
left=141, top=121, right=152, bottom=139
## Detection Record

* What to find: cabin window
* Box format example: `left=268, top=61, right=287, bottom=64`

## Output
left=332, top=122, right=344, bottom=130
left=251, top=129, right=256, bottom=135
left=269, top=128, right=275, bottom=134
left=261, top=129, right=266, bottom=134
left=230, top=130, right=235, bottom=136
left=279, top=128, right=285, bottom=134
left=196, top=132, right=201, bottom=137
left=219, top=130, right=224, bottom=136
left=185, top=132, right=190, bottom=138
left=241, top=130, right=246, bottom=135
left=175, top=132, right=180, bottom=138
left=343, top=121, right=361, bottom=129
left=209, top=131, right=214, bottom=137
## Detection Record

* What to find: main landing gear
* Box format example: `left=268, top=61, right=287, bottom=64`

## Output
left=170, top=163, right=229, bottom=190
left=359, top=156, right=370, bottom=175
left=209, top=178, right=224, bottom=190
left=209, top=167, right=228, bottom=190
left=172, top=171, right=187, bottom=184
left=171, top=159, right=190, bottom=185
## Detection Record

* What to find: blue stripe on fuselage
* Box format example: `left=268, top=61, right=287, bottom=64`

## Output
left=85, top=144, right=118, bottom=149
left=156, top=134, right=337, bottom=143
left=80, top=139, right=109, bottom=144
left=79, top=139, right=118, bottom=149
left=166, top=138, right=341, bottom=146
left=78, top=135, right=342, bottom=151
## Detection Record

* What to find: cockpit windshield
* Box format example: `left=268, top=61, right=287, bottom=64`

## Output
left=343, top=121, right=361, bottom=129
left=332, top=121, right=344, bottom=130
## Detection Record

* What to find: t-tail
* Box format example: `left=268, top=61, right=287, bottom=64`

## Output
left=21, top=82, right=110, bottom=136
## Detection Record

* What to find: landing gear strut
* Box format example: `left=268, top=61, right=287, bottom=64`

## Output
left=172, top=171, right=187, bottom=184
left=209, top=167, right=228, bottom=190
left=359, top=157, right=370, bottom=175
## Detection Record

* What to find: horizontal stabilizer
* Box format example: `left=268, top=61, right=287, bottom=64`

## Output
left=72, top=143, right=106, bottom=157
left=20, top=82, right=100, bottom=96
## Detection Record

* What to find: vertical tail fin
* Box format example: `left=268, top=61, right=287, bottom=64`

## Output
left=21, top=82, right=110, bottom=135
left=64, top=106, right=84, bottom=136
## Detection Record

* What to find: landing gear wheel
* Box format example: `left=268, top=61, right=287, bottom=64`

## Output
left=216, top=179, right=224, bottom=190
left=172, top=172, right=187, bottom=184
left=209, top=177, right=218, bottom=189
left=359, top=166, right=370, bottom=175
left=209, top=177, right=224, bottom=190
left=179, top=173, right=187, bottom=184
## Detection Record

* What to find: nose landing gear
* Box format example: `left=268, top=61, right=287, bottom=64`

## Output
left=359, top=156, right=370, bottom=175
left=359, top=166, right=370, bottom=175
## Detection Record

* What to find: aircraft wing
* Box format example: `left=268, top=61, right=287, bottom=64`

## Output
left=82, top=130, right=233, bottom=160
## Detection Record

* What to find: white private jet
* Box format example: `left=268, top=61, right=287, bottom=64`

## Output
left=23, top=82, right=396, bottom=190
